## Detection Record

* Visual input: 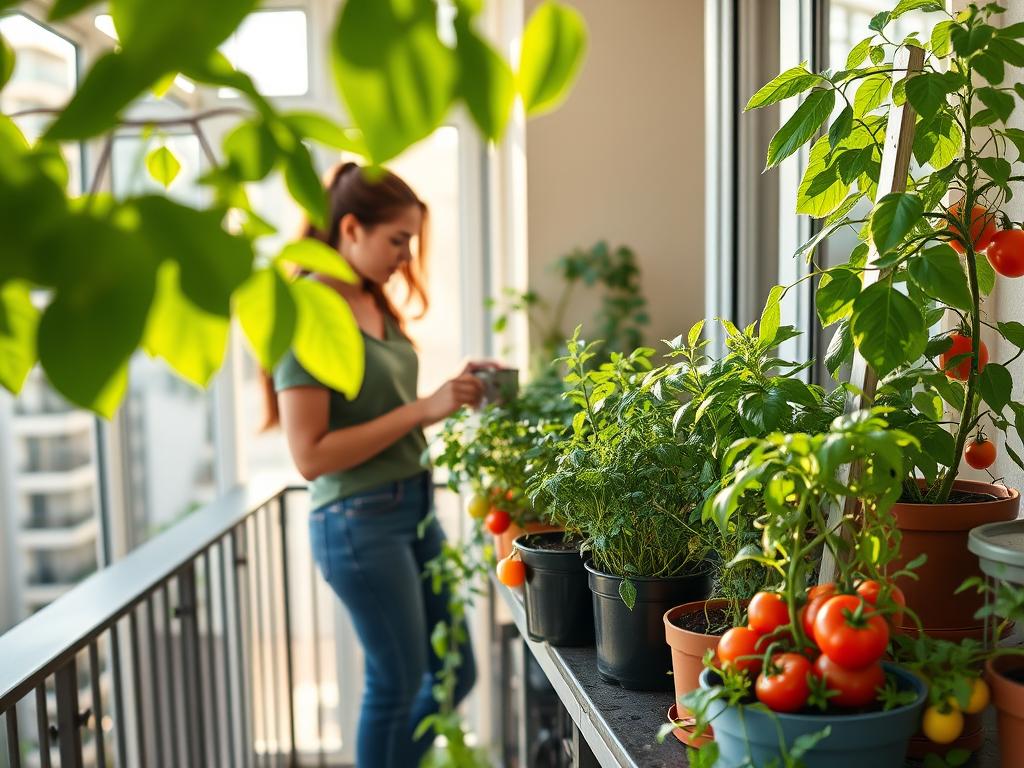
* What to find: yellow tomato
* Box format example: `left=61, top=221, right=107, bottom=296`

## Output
left=964, top=678, right=990, bottom=715
left=467, top=494, right=489, bottom=519
left=922, top=705, right=964, bottom=745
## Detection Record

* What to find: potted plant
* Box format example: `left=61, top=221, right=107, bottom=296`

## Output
left=531, top=329, right=715, bottom=691
left=655, top=315, right=842, bottom=727
left=745, top=1, right=1024, bottom=637
left=682, top=411, right=929, bottom=768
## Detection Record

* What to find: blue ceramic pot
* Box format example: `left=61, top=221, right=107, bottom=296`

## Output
left=699, top=663, right=926, bottom=768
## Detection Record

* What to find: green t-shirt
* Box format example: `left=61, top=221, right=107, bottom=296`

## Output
left=273, top=313, right=428, bottom=508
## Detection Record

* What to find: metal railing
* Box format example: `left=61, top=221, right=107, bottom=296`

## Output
left=0, top=480, right=339, bottom=768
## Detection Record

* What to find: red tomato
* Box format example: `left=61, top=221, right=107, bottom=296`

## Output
left=717, top=626, right=763, bottom=675
left=748, top=592, right=790, bottom=636
left=485, top=508, right=511, bottom=534
left=947, top=201, right=997, bottom=254
left=941, top=333, right=988, bottom=381
left=813, top=595, right=889, bottom=669
left=756, top=653, right=813, bottom=713
left=813, top=655, right=885, bottom=708
left=965, top=437, right=997, bottom=470
left=855, top=579, right=907, bottom=628
left=800, top=584, right=837, bottom=640
left=986, top=230, right=1024, bottom=277
left=496, top=557, right=525, bottom=587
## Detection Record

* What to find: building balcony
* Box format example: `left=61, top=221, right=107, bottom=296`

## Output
left=17, top=515, right=98, bottom=550
left=15, top=463, right=96, bottom=494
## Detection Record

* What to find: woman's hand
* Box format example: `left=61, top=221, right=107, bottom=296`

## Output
left=417, top=373, right=485, bottom=426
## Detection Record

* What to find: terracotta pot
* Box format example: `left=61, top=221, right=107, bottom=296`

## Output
left=891, top=479, right=1018, bottom=636
left=494, top=521, right=560, bottom=560
left=987, top=655, right=1024, bottom=768
left=664, top=599, right=735, bottom=704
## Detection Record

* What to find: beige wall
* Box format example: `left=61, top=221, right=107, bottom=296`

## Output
left=524, top=0, right=705, bottom=352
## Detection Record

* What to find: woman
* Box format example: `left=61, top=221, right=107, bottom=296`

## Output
left=268, top=162, right=481, bottom=767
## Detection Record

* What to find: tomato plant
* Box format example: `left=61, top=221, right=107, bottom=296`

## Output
left=855, top=579, right=906, bottom=628
left=800, top=583, right=837, bottom=640
left=813, top=595, right=889, bottom=670
left=986, top=229, right=1024, bottom=278
left=484, top=509, right=511, bottom=535
left=755, top=653, right=813, bottom=713
left=964, top=436, right=996, bottom=470
left=748, top=591, right=790, bottom=636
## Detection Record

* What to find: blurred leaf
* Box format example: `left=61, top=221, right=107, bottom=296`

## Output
left=283, top=142, right=328, bottom=230
left=952, top=23, right=994, bottom=57
left=49, top=0, right=102, bottom=20
left=851, top=282, right=926, bottom=376
left=0, top=33, right=13, bottom=90
left=519, top=1, right=587, bottom=117
left=37, top=215, right=158, bottom=416
left=766, top=89, right=835, bottom=169
left=282, top=111, right=365, bottom=153
left=0, top=281, right=38, bottom=394
left=277, top=239, right=358, bottom=284
left=746, top=63, right=821, bottom=110
left=455, top=20, right=515, bottom=141
left=974, top=52, right=1004, bottom=84
left=332, top=0, right=457, bottom=164
left=131, top=196, right=252, bottom=316
left=143, top=261, right=229, bottom=385
left=236, top=268, right=296, bottom=372
left=224, top=120, right=277, bottom=181
left=291, top=279, right=364, bottom=399
left=931, top=20, right=954, bottom=56
left=145, top=145, right=181, bottom=188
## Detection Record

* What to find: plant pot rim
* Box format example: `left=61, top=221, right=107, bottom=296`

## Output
left=893, top=479, right=1019, bottom=531
left=513, top=530, right=582, bottom=555
left=664, top=598, right=736, bottom=642
left=699, top=663, right=926, bottom=723
left=584, top=559, right=712, bottom=583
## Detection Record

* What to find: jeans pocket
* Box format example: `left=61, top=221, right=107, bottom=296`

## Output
left=346, top=487, right=399, bottom=517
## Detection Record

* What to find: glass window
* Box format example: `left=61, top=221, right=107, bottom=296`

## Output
left=220, top=10, right=309, bottom=98
left=111, top=132, right=205, bottom=206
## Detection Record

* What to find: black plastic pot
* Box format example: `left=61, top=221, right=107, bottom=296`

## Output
left=516, top=532, right=594, bottom=646
left=586, top=561, right=712, bottom=691
left=700, top=663, right=926, bottom=768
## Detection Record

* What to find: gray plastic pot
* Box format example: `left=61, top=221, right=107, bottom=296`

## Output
left=699, top=663, right=926, bottom=768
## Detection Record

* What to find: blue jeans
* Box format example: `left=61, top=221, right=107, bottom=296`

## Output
left=308, top=472, right=477, bottom=768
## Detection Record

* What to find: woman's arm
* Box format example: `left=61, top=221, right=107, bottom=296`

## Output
left=279, top=373, right=484, bottom=481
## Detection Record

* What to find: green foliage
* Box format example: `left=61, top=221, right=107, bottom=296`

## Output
left=0, top=0, right=587, bottom=415
left=490, top=241, right=649, bottom=376
left=747, top=0, right=1024, bottom=502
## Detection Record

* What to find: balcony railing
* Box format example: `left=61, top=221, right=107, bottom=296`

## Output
left=0, top=480, right=339, bottom=768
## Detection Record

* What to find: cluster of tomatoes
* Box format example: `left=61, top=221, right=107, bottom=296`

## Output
left=466, top=487, right=518, bottom=535
left=716, top=581, right=903, bottom=714
left=948, top=201, right=1024, bottom=278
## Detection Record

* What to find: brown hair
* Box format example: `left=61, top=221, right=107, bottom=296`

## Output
left=261, top=161, right=430, bottom=429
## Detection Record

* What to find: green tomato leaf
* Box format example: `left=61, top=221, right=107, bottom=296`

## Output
left=0, top=281, right=38, bottom=394
left=797, top=136, right=850, bottom=217
left=766, top=89, right=835, bottom=169
left=869, top=11, right=891, bottom=32
left=977, top=86, right=1014, bottom=123
left=977, top=253, right=997, bottom=296
left=988, top=36, right=1024, bottom=67
left=851, top=282, right=927, bottom=376
left=846, top=37, right=874, bottom=69
left=952, top=23, right=994, bottom=57
left=816, top=267, right=862, bottom=326
left=998, top=321, right=1024, bottom=349
left=759, top=285, right=785, bottom=346
left=235, top=267, right=297, bottom=372
left=143, top=261, right=229, bottom=386
left=912, top=113, right=962, bottom=169
left=224, top=120, right=278, bottom=182
left=746, top=63, right=821, bottom=110
left=974, top=52, right=1004, bottom=84
left=828, top=105, right=854, bottom=148
left=980, top=363, right=1012, bottom=414
left=277, top=239, right=358, bottom=284
left=870, top=192, right=923, bottom=255
left=455, top=20, right=515, bottom=141
left=907, top=245, right=972, bottom=311
left=854, top=74, right=891, bottom=116
left=904, top=72, right=961, bottom=118
left=144, top=145, right=181, bottom=188
left=332, top=0, right=457, bottom=164
left=825, top=321, right=853, bottom=377
left=290, top=278, right=364, bottom=399
left=1002, top=128, right=1024, bottom=160
left=931, top=20, right=954, bottom=57
left=518, top=1, right=587, bottom=117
